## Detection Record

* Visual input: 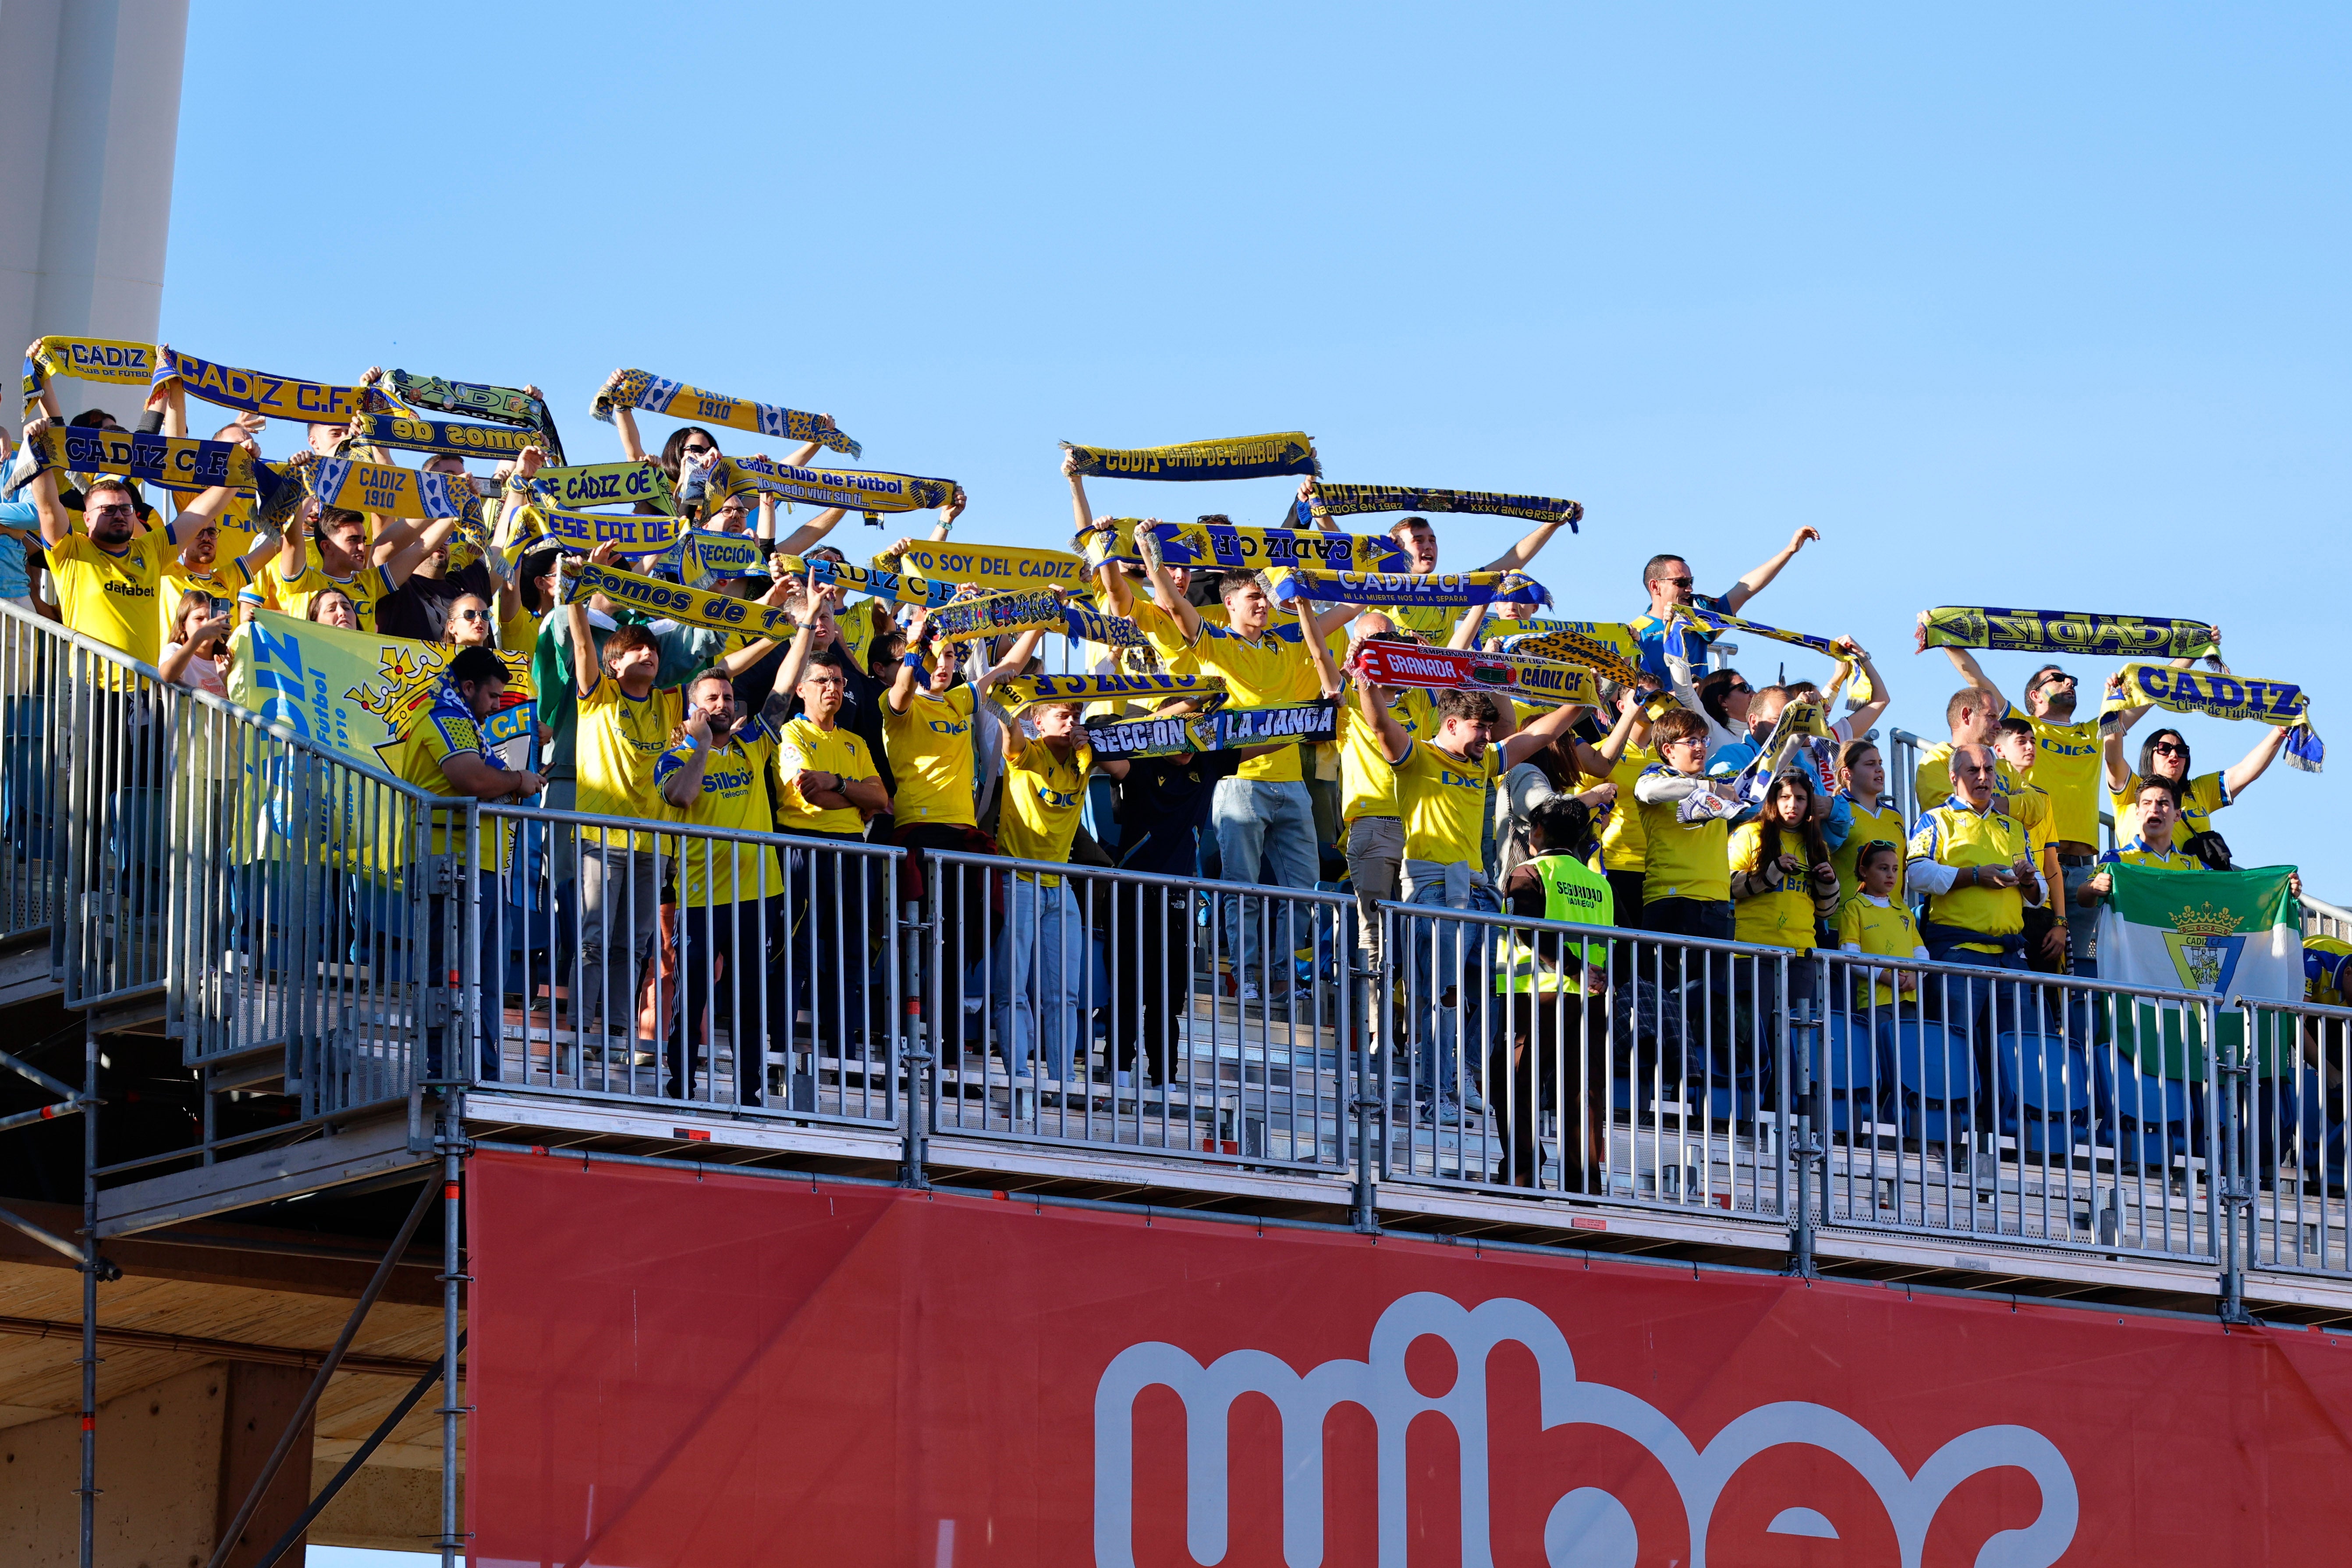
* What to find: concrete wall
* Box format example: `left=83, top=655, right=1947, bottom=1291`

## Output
left=0, top=0, right=189, bottom=412
left=0, top=1361, right=226, bottom=1568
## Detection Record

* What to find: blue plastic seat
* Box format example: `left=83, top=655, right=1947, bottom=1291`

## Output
left=2095, top=1051, right=2191, bottom=1168
left=1892, top=1019, right=1973, bottom=1146
left=1814, top=1008, right=1891, bottom=1134
left=1995, top=1031, right=2090, bottom=1158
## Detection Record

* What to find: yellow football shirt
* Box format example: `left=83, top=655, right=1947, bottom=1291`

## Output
left=1728, top=820, right=1820, bottom=951
left=1585, top=743, right=1652, bottom=875
left=48, top=529, right=172, bottom=668
left=1337, top=691, right=1430, bottom=823
left=2110, top=769, right=2228, bottom=845
left=1908, top=800, right=2033, bottom=947
left=1187, top=620, right=1321, bottom=784
left=2005, top=703, right=2104, bottom=844
left=882, top=684, right=979, bottom=826
left=775, top=716, right=879, bottom=837
left=384, top=683, right=509, bottom=867
left=575, top=677, right=682, bottom=850
left=996, top=732, right=1093, bottom=882
left=654, top=724, right=783, bottom=907
left=1392, top=739, right=1501, bottom=865
left=2099, top=839, right=2204, bottom=873
left=275, top=550, right=399, bottom=633
left=1831, top=793, right=1908, bottom=904
left=1838, top=893, right=1925, bottom=1004
left=1634, top=763, right=1731, bottom=905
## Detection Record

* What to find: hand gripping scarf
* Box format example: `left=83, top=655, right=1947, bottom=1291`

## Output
left=595, top=370, right=860, bottom=458
left=1137, top=518, right=1413, bottom=574
left=1673, top=603, right=1848, bottom=661
left=384, top=370, right=561, bottom=457
left=777, top=552, right=958, bottom=609
left=522, top=461, right=677, bottom=514
left=1060, top=432, right=1318, bottom=482
left=561, top=557, right=802, bottom=642
left=993, top=672, right=1224, bottom=711
left=22, top=337, right=156, bottom=415
left=1919, top=606, right=2221, bottom=660
left=1348, top=642, right=1599, bottom=708
left=1267, top=565, right=1552, bottom=611
left=2103, top=663, right=2324, bottom=773
left=881, top=539, right=1089, bottom=591
left=713, top=455, right=951, bottom=517
left=344, top=414, right=541, bottom=462
left=1060, top=598, right=1148, bottom=650
left=1299, top=484, right=1583, bottom=530
left=927, top=588, right=1068, bottom=645
left=151, top=348, right=379, bottom=424
left=1725, top=699, right=1834, bottom=805
left=1086, top=700, right=1338, bottom=761
left=513, top=500, right=682, bottom=559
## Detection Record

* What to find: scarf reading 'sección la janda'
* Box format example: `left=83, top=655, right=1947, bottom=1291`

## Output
left=1298, top=484, right=1583, bottom=530
left=1266, top=565, right=1551, bottom=612
left=561, top=557, right=802, bottom=642
left=21, top=337, right=157, bottom=416
left=151, top=347, right=380, bottom=424
left=594, top=370, right=860, bottom=458
left=1085, top=700, right=1338, bottom=760
left=713, top=455, right=951, bottom=516
left=993, top=672, right=1224, bottom=711
left=2104, top=662, right=2324, bottom=773
left=1061, top=432, right=1317, bottom=483
left=1920, top=606, right=2221, bottom=660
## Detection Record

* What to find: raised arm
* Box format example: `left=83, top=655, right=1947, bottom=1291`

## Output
left=2224, top=724, right=2291, bottom=799
left=153, top=363, right=187, bottom=438
left=1841, top=643, right=1891, bottom=735
left=20, top=422, right=68, bottom=547
left=774, top=506, right=848, bottom=558
left=1307, top=600, right=1362, bottom=642
left=603, top=370, right=646, bottom=461
left=1356, top=671, right=1410, bottom=765
left=1302, top=609, right=1344, bottom=700
left=1478, top=518, right=1570, bottom=574
left=278, top=499, right=311, bottom=581
left=23, top=346, right=61, bottom=420
left=382, top=516, right=458, bottom=589
left=1932, top=642, right=2009, bottom=710
left=1143, top=539, right=1204, bottom=642
left=1718, top=526, right=1820, bottom=614
left=1065, top=452, right=1095, bottom=537
left=660, top=706, right=718, bottom=809
left=975, top=627, right=1047, bottom=701
left=1448, top=603, right=1487, bottom=650
left=1498, top=700, right=1584, bottom=770
left=564, top=546, right=618, bottom=699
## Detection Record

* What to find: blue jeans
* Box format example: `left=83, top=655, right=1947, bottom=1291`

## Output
left=425, top=870, right=506, bottom=1083
left=994, top=875, right=1086, bottom=1084
left=1208, top=777, right=1318, bottom=993
left=1923, top=942, right=2032, bottom=1043
left=1404, top=877, right=1502, bottom=1100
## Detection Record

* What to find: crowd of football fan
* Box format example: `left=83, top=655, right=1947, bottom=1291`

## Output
left=0, top=351, right=2324, bottom=1119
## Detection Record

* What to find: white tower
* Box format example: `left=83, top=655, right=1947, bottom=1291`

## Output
left=0, top=0, right=189, bottom=408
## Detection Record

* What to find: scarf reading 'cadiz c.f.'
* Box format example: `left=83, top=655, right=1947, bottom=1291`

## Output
left=993, top=672, right=1223, bottom=710
left=1495, top=624, right=1648, bottom=687
left=561, top=557, right=802, bottom=642
left=1920, top=606, right=2221, bottom=660
left=7, top=423, right=266, bottom=498
left=21, top=337, right=155, bottom=414
left=2104, top=662, right=2324, bottom=773
left=928, top=588, right=1068, bottom=644
left=525, top=461, right=677, bottom=514
left=594, top=370, right=860, bottom=458
left=1085, top=700, right=1338, bottom=760
left=1061, top=432, right=1318, bottom=482
left=152, top=347, right=377, bottom=424
left=344, top=414, right=539, bottom=461
left=1267, top=566, right=1552, bottom=612
left=714, top=455, right=951, bottom=515
left=1300, top=484, right=1583, bottom=530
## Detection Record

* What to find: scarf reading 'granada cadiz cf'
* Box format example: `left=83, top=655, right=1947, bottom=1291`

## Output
left=151, top=347, right=378, bottom=423
left=1348, top=642, right=1600, bottom=708
left=1060, top=432, right=1318, bottom=482
left=593, top=370, right=860, bottom=458
left=1920, top=605, right=2221, bottom=660
left=1299, top=483, right=1583, bottom=530
left=21, top=337, right=155, bottom=415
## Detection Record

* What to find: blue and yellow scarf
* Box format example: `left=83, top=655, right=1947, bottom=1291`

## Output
left=594, top=370, right=859, bottom=458
left=152, top=348, right=377, bottom=424
left=713, top=454, right=951, bottom=515
left=1061, top=432, right=1317, bottom=482
left=993, top=672, right=1222, bottom=710
left=345, top=414, right=539, bottom=462
left=2104, top=663, right=2324, bottom=773
left=383, top=369, right=557, bottom=451
left=21, top=337, right=156, bottom=416
left=1921, top=606, right=2220, bottom=660
left=1300, top=483, right=1582, bottom=530
left=1266, top=565, right=1551, bottom=611
left=561, top=557, right=801, bottom=641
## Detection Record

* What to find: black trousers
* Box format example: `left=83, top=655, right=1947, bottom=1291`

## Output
left=1489, top=989, right=1614, bottom=1191
left=665, top=898, right=779, bottom=1105
left=896, top=824, right=997, bottom=1047
left=1107, top=880, right=1190, bottom=1086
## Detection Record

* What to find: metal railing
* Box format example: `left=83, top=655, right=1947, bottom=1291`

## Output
left=8, top=597, right=2352, bottom=1306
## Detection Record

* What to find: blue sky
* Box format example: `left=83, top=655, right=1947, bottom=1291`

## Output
left=152, top=2, right=2351, bottom=890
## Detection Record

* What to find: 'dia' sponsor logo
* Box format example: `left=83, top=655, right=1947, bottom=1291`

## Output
left=1094, top=1292, right=2080, bottom=1568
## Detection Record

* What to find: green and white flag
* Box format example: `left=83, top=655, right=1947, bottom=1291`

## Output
left=2094, top=863, right=2302, bottom=1001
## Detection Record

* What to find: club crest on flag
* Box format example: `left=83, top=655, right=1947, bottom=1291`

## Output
left=2162, top=902, right=2249, bottom=994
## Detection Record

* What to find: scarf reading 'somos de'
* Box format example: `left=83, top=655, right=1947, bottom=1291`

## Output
left=561, top=557, right=802, bottom=642
left=1061, top=432, right=1318, bottom=482
left=594, top=371, right=860, bottom=458
left=345, top=414, right=539, bottom=462
left=1920, top=606, right=2221, bottom=660
left=1300, top=484, right=1583, bottom=530
left=2104, top=663, right=2324, bottom=773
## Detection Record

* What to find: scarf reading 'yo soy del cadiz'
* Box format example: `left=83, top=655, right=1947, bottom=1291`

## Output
left=2103, top=662, right=2324, bottom=773
left=151, top=347, right=379, bottom=423
left=1299, top=483, right=1583, bottom=530
left=594, top=370, right=859, bottom=458
left=1919, top=606, right=2221, bottom=660
left=1060, top=431, right=1318, bottom=482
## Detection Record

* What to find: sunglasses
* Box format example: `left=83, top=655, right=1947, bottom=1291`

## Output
left=2152, top=740, right=2186, bottom=756
left=1659, top=575, right=1694, bottom=590
left=1725, top=680, right=1752, bottom=694
left=681, top=442, right=715, bottom=456
left=455, top=608, right=488, bottom=622
left=2034, top=672, right=2078, bottom=688
left=89, top=502, right=138, bottom=519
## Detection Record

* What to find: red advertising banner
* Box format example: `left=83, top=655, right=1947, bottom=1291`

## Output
left=469, top=1151, right=2352, bottom=1566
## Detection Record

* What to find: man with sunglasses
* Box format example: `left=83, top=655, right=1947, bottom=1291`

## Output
left=19, top=426, right=173, bottom=667
left=1626, top=532, right=1821, bottom=690
left=1935, top=646, right=2110, bottom=973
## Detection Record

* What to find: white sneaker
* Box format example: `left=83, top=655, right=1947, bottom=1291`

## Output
left=1239, top=983, right=1261, bottom=1004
